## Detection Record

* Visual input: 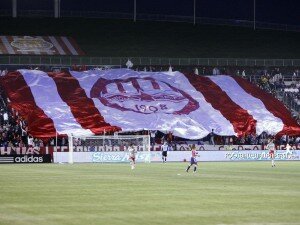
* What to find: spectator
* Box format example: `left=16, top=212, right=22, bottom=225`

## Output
left=242, top=70, right=246, bottom=78
left=126, top=59, right=133, bottom=69
left=209, top=129, right=215, bottom=146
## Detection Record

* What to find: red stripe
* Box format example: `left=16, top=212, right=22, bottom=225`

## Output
left=151, top=80, right=160, bottom=89
left=116, top=82, right=126, bottom=93
left=56, top=37, right=71, bottom=55
left=5, top=36, right=16, bottom=54
left=0, top=37, right=8, bottom=54
left=132, top=79, right=142, bottom=91
left=0, top=71, right=57, bottom=138
left=42, top=36, right=58, bottom=54
left=185, top=73, right=257, bottom=136
left=68, top=37, right=85, bottom=55
left=232, top=76, right=300, bottom=136
left=47, top=71, right=120, bottom=134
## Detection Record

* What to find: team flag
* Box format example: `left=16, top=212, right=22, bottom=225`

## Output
left=1, top=69, right=299, bottom=138
left=0, top=36, right=84, bottom=55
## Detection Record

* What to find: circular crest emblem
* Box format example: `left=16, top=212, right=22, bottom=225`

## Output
left=91, top=77, right=199, bottom=115
left=11, top=36, right=54, bottom=52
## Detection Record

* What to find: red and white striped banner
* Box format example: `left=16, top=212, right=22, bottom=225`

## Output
left=1, top=69, right=299, bottom=138
left=0, top=36, right=84, bottom=55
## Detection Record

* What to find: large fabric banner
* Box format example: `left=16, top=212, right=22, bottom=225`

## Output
left=1, top=69, right=300, bottom=138
left=0, top=36, right=84, bottom=55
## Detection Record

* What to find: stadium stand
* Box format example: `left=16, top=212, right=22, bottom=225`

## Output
left=0, top=17, right=299, bottom=149
left=0, top=86, right=29, bottom=147
left=1, top=18, right=300, bottom=58
left=1, top=3, right=300, bottom=225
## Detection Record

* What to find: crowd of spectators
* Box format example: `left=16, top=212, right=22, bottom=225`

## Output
left=0, top=88, right=30, bottom=148
left=155, top=130, right=300, bottom=147
left=246, top=68, right=300, bottom=124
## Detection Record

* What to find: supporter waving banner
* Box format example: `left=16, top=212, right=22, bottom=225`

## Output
left=1, top=69, right=299, bottom=138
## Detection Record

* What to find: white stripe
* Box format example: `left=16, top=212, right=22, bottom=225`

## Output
left=49, top=36, right=66, bottom=55
left=61, top=37, right=78, bottom=55
left=0, top=36, right=15, bottom=54
left=136, top=79, right=154, bottom=91
left=18, top=70, right=93, bottom=136
left=70, top=69, right=236, bottom=139
left=209, top=75, right=284, bottom=135
left=106, top=83, right=119, bottom=94
left=122, top=81, right=139, bottom=93
left=154, top=82, right=170, bottom=91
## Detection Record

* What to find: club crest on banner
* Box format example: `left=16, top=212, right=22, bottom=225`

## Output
left=90, top=77, right=199, bottom=114
left=11, top=36, right=54, bottom=53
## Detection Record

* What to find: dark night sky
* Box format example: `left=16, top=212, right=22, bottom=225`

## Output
left=1, top=0, right=300, bottom=25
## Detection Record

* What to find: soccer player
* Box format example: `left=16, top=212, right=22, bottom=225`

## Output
left=161, top=142, right=168, bottom=163
left=128, top=143, right=137, bottom=170
left=285, top=143, right=293, bottom=159
left=266, top=139, right=276, bottom=167
left=286, top=143, right=292, bottom=154
left=186, top=145, right=199, bottom=173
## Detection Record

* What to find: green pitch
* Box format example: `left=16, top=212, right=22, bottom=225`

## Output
left=0, top=162, right=299, bottom=225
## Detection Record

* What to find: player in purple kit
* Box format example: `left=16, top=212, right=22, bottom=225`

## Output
left=186, top=145, right=199, bottom=173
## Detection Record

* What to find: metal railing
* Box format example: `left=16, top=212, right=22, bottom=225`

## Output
left=1, top=55, right=300, bottom=67
left=1, top=10, right=299, bottom=33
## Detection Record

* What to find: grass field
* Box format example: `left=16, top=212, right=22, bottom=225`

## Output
left=0, top=162, right=299, bottom=225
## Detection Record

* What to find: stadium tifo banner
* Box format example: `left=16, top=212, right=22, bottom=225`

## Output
left=1, top=69, right=300, bottom=138
left=0, top=36, right=84, bottom=55
left=53, top=150, right=300, bottom=163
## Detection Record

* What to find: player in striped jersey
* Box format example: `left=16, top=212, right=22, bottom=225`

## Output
left=128, top=143, right=137, bottom=170
left=186, top=145, right=199, bottom=173
left=266, top=139, right=276, bottom=167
